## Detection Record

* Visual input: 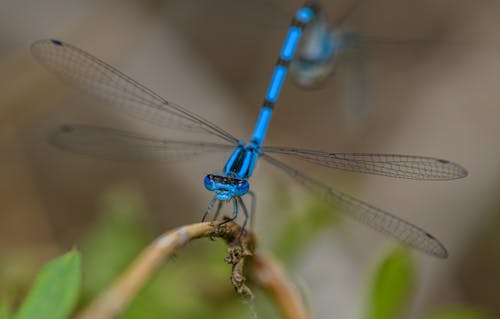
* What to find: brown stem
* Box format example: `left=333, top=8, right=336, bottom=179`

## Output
left=74, top=221, right=252, bottom=319
left=250, top=252, right=311, bottom=319
left=74, top=220, right=310, bottom=319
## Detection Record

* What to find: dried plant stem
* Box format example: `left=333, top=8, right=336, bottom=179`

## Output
left=74, top=220, right=310, bottom=319
left=251, top=252, right=311, bottom=319
left=75, top=221, right=243, bottom=319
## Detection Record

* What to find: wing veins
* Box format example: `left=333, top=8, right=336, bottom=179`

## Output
left=261, top=153, right=448, bottom=258
left=31, top=39, right=238, bottom=144
left=262, top=147, right=467, bottom=180
left=50, top=124, right=235, bottom=162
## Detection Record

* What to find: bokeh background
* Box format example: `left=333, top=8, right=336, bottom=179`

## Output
left=1, top=0, right=500, bottom=318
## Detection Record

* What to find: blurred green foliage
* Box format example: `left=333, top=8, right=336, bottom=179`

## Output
left=264, top=180, right=341, bottom=264
left=1, top=185, right=494, bottom=318
left=79, top=188, right=152, bottom=302
left=364, top=248, right=494, bottom=319
left=366, top=247, right=415, bottom=319
left=11, top=250, right=81, bottom=319
left=271, top=198, right=340, bottom=263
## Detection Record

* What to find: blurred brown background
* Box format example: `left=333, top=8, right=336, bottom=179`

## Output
left=1, top=0, right=500, bottom=318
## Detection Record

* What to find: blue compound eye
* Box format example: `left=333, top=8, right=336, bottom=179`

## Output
left=204, top=175, right=215, bottom=191
left=234, top=180, right=250, bottom=196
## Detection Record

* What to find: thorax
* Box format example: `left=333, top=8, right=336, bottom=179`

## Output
left=223, top=142, right=260, bottom=180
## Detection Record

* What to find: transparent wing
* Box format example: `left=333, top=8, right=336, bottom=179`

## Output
left=261, top=153, right=448, bottom=258
left=261, top=147, right=467, bottom=180
left=50, top=124, right=235, bottom=162
left=31, top=39, right=239, bottom=144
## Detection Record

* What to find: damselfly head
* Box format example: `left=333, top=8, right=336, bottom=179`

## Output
left=204, top=174, right=249, bottom=200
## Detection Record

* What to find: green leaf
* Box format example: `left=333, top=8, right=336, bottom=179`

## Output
left=423, top=306, right=490, bottom=319
left=366, top=247, right=415, bottom=319
left=13, top=250, right=81, bottom=319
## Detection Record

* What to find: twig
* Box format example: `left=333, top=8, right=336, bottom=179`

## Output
left=74, top=220, right=310, bottom=319
left=74, top=221, right=253, bottom=319
left=250, top=252, right=311, bottom=319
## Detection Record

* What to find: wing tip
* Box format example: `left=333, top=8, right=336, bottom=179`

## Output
left=31, top=39, right=65, bottom=61
left=31, top=38, right=58, bottom=48
left=433, top=246, right=449, bottom=259
left=438, top=249, right=449, bottom=259
left=447, top=161, right=468, bottom=180
left=433, top=158, right=468, bottom=180
left=457, top=164, right=469, bottom=179
left=423, top=231, right=449, bottom=259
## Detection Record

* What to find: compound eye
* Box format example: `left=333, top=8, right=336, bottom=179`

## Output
left=204, top=175, right=215, bottom=191
left=235, top=180, right=250, bottom=196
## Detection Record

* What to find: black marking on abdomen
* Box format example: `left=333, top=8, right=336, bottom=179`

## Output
left=262, top=99, right=275, bottom=109
left=276, top=58, right=290, bottom=67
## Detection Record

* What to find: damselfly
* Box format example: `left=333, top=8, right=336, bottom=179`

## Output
left=32, top=1, right=467, bottom=258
